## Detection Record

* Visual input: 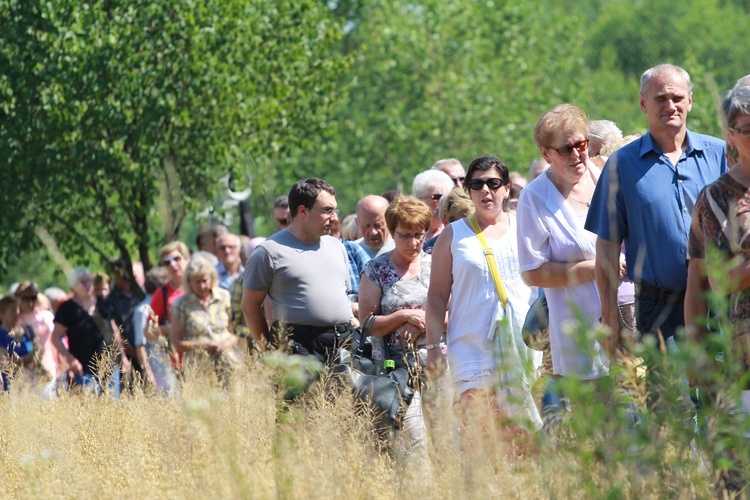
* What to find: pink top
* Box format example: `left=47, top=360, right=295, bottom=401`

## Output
left=20, top=308, right=59, bottom=378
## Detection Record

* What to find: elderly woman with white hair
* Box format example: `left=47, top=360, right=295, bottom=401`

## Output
left=170, top=257, right=240, bottom=385
left=588, top=119, right=623, bottom=168
left=51, top=268, right=121, bottom=392
left=412, top=169, right=455, bottom=242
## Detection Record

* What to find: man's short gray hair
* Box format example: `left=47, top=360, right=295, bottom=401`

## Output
left=640, top=64, right=692, bottom=95
left=215, top=232, right=240, bottom=248
left=412, top=169, right=455, bottom=198
left=528, top=158, right=549, bottom=180
left=431, top=158, right=463, bottom=172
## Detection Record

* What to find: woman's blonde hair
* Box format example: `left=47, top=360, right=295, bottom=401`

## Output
left=158, top=241, right=190, bottom=263
left=533, top=103, right=590, bottom=149
left=439, top=188, right=475, bottom=223
left=183, top=256, right=218, bottom=294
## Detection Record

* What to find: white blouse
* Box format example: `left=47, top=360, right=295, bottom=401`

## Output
left=516, top=170, right=610, bottom=380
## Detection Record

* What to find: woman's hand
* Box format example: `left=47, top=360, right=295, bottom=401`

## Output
left=120, top=355, right=132, bottom=374
left=205, top=340, right=222, bottom=356
left=399, top=322, right=422, bottom=346
left=67, top=356, right=84, bottom=377
left=207, top=336, right=237, bottom=356
left=425, top=347, right=446, bottom=378
left=619, top=255, right=628, bottom=280
left=402, top=309, right=426, bottom=332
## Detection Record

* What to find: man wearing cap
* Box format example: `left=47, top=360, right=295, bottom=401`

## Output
left=273, top=195, right=291, bottom=231
left=242, top=178, right=354, bottom=363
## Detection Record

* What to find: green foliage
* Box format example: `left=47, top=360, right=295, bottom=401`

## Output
left=262, top=351, right=325, bottom=401
left=588, top=0, right=750, bottom=92
left=3, top=0, right=750, bottom=286
left=0, top=0, right=347, bottom=281
left=285, top=0, right=596, bottom=207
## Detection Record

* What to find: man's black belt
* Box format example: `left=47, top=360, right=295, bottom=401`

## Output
left=285, top=323, right=352, bottom=335
left=636, top=283, right=686, bottom=303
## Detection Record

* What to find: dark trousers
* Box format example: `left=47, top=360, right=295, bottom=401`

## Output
left=635, top=284, right=686, bottom=343
left=271, top=321, right=353, bottom=364
left=635, top=285, right=698, bottom=424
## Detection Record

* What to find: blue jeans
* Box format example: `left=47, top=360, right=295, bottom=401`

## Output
left=60, top=373, right=102, bottom=395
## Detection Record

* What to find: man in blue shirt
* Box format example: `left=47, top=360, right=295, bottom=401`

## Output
left=215, top=232, right=245, bottom=291
left=585, top=64, right=727, bottom=351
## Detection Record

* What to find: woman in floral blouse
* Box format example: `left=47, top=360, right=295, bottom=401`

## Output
left=170, top=257, right=240, bottom=387
left=359, top=196, right=433, bottom=452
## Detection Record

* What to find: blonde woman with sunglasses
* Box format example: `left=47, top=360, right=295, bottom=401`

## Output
left=516, top=104, right=610, bottom=398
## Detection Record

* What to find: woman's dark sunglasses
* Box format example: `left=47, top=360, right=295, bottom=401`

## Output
left=548, top=138, right=589, bottom=157
left=467, top=178, right=506, bottom=191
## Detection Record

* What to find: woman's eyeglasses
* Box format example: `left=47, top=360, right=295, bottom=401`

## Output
left=395, top=231, right=426, bottom=241
left=729, top=125, right=750, bottom=137
left=548, top=139, right=589, bottom=156
left=467, top=178, right=506, bottom=191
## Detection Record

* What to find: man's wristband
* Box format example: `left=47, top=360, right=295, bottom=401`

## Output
left=423, top=343, right=441, bottom=350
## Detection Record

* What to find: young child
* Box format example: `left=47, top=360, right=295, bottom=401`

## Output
left=0, top=295, right=36, bottom=391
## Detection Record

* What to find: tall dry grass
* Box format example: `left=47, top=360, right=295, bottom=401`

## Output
left=1, top=348, right=735, bottom=499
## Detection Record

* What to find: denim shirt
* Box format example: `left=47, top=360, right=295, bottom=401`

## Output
left=585, top=130, right=727, bottom=290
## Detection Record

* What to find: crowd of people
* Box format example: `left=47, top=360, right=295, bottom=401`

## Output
left=2, top=64, right=750, bottom=476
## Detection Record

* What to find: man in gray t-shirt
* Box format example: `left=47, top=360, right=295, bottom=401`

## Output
left=242, top=178, right=353, bottom=360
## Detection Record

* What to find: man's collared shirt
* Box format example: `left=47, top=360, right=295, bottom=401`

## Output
left=585, top=129, right=727, bottom=290
left=216, top=262, right=245, bottom=291
left=354, top=237, right=395, bottom=260
left=229, top=268, right=251, bottom=339
left=342, top=239, right=370, bottom=298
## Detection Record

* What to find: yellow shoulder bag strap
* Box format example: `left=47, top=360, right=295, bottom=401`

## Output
left=467, top=214, right=508, bottom=309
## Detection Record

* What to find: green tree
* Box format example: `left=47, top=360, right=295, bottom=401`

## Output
left=284, top=0, right=595, bottom=209
left=0, top=0, right=347, bottom=285
left=587, top=0, right=750, bottom=135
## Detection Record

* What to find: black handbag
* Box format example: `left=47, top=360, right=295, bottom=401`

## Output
left=331, top=314, right=414, bottom=428
left=522, top=291, right=550, bottom=352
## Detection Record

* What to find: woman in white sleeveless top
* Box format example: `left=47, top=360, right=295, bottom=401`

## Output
left=425, top=156, right=542, bottom=434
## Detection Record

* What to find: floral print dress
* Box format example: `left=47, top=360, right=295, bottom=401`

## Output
left=362, top=252, right=431, bottom=368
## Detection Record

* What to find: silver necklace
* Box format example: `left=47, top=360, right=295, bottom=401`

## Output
left=547, top=170, right=592, bottom=207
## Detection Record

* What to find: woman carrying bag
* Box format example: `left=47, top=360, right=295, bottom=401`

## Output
left=516, top=104, right=611, bottom=408
left=425, top=155, right=543, bottom=449
left=359, top=196, right=435, bottom=453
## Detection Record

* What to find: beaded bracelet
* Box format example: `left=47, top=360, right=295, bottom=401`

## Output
left=423, top=343, right=441, bottom=350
